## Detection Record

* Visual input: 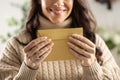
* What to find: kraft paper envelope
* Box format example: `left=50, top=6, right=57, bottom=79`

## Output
left=37, top=28, right=83, bottom=61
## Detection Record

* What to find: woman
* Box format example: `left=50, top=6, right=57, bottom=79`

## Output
left=0, top=0, right=120, bottom=80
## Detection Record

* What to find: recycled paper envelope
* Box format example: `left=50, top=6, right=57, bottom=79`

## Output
left=37, top=28, right=83, bottom=61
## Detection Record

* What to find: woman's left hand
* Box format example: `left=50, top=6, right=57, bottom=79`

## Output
left=68, top=34, right=97, bottom=67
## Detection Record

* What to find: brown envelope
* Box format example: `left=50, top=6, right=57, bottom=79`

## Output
left=37, top=28, right=83, bottom=61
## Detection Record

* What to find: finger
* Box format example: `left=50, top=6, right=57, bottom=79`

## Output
left=24, top=37, right=47, bottom=52
left=69, top=48, right=87, bottom=61
left=67, top=42, right=91, bottom=58
left=27, top=39, right=52, bottom=58
left=38, top=48, right=52, bottom=62
left=69, top=49, right=89, bottom=66
left=34, top=42, right=54, bottom=58
left=29, top=42, right=54, bottom=62
left=71, top=34, right=95, bottom=48
left=69, top=36, right=95, bottom=53
left=28, top=47, right=49, bottom=63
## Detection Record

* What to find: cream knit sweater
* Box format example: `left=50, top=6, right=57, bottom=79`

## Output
left=0, top=17, right=120, bottom=80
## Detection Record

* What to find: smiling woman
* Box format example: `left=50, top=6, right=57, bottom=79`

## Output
left=40, top=0, right=73, bottom=23
left=0, top=0, right=120, bottom=80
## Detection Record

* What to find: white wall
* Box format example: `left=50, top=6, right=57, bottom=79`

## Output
left=0, top=0, right=26, bottom=52
left=0, top=0, right=26, bottom=36
left=88, top=0, right=120, bottom=30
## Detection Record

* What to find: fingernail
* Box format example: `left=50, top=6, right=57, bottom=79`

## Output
left=67, top=42, right=71, bottom=45
left=48, top=39, right=52, bottom=42
left=69, top=36, right=72, bottom=39
left=43, top=36, right=47, bottom=39
left=51, top=43, right=54, bottom=46
left=72, top=34, right=78, bottom=36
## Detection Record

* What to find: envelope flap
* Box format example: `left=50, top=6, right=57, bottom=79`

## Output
left=37, top=28, right=83, bottom=40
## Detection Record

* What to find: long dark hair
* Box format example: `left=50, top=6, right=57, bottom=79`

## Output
left=22, top=0, right=103, bottom=65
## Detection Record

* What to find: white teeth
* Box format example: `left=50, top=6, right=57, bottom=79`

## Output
left=49, top=8, right=66, bottom=15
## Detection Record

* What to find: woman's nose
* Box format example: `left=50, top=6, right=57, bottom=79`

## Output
left=54, top=0, right=64, bottom=7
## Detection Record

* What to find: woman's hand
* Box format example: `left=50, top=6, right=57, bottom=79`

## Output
left=68, top=34, right=96, bottom=66
left=23, top=37, right=54, bottom=70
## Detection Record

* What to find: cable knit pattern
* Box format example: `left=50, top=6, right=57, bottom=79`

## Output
left=47, top=61, right=54, bottom=80
left=65, top=60, right=72, bottom=80
left=59, top=61, right=66, bottom=80
left=35, top=60, right=82, bottom=80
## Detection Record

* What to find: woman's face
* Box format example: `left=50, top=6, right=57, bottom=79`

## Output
left=41, top=0, right=73, bottom=24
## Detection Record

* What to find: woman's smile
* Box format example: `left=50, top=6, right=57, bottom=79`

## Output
left=41, top=0, right=73, bottom=24
left=49, top=7, right=67, bottom=16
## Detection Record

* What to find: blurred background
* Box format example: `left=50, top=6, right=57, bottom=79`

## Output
left=0, top=0, right=120, bottom=66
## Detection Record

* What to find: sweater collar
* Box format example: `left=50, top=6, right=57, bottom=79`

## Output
left=38, top=15, right=72, bottom=29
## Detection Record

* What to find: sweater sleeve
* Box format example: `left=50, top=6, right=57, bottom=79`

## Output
left=81, top=34, right=120, bottom=80
left=0, top=38, right=38, bottom=80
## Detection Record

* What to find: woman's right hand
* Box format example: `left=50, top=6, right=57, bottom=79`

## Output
left=23, top=37, right=54, bottom=70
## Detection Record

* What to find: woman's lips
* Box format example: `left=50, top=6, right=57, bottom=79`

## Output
left=49, top=8, right=66, bottom=15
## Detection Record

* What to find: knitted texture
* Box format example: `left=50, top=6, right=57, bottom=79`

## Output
left=36, top=60, right=82, bottom=80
